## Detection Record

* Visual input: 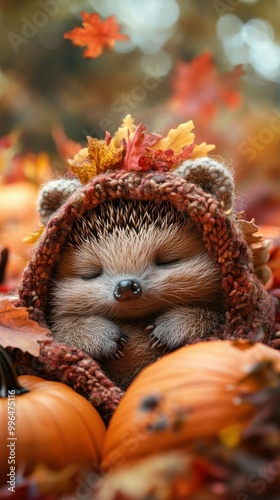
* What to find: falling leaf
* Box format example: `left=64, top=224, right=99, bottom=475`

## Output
left=69, top=137, right=125, bottom=183
left=0, top=298, right=50, bottom=356
left=169, top=51, right=244, bottom=123
left=64, top=12, right=129, bottom=59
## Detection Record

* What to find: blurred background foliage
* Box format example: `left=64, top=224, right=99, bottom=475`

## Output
left=1, top=0, right=280, bottom=288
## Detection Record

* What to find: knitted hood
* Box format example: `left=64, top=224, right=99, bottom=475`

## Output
left=16, top=116, right=275, bottom=422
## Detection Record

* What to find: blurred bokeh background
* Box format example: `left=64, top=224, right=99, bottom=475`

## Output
left=1, top=0, right=280, bottom=290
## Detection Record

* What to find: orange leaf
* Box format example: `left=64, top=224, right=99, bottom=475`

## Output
left=64, top=12, right=129, bottom=59
left=52, top=125, right=82, bottom=162
left=0, top=298, right=50, bottom=356
left=169, top=51, right=244, bottom=123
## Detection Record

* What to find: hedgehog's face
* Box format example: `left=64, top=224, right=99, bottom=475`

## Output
left=50, top=201, right=222, bottom=321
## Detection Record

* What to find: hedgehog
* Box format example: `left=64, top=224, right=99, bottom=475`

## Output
left=17, top=120, right=276, bottom=413
left=47, top=198, right=224, bottom=389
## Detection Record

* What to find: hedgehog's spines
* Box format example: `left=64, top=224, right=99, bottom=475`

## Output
left=67, top=199, right=187, bottom=248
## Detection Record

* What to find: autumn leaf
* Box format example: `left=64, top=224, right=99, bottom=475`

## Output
left=52, top=124, right=82, bottom=162
left=152, top=121, right=195, bottom=153
left=112, top=114, right=137, bottom=147
left=64, top=12, right=129, bottom=59
left=123, top=124, right=151, bottom=171
left=0, top=298, right=50, bottom=356
left=151, top=121, right=215, bottom=159
left=138, top=146, right=195, bottom=172
left=68, top=136, right=125, bottom=183
left=23, top=224, right=45, bottom=245
left=192, top=142, right=216, bottom=158
left=169, top=51, right=244, bottom=123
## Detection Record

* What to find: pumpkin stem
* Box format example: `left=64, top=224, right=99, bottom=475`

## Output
left=0, top=248, right=8, bottom=284
left=0, top=346, right=29, bottom=397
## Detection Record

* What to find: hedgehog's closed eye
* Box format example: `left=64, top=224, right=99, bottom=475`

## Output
left=156, top=259, right=181, bottom=267
left=81, top=271, right=102, bottom=280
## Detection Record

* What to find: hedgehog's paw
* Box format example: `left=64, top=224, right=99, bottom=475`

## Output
left=149, top=306, right=223, bottom=350
left=51, top=315, right=128, bottom=360
left=89, top=317, right=128, bottom=361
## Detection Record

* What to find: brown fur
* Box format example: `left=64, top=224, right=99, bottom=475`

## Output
left=48, top=201, right=224, bottom=389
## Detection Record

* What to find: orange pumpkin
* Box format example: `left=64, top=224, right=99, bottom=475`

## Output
left=102, top=340, right=280, bottom=470
left=0, top=347, right=106, bottom=485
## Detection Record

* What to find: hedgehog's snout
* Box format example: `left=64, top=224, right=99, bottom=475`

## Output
left=113, top=279, right=142, bottom=302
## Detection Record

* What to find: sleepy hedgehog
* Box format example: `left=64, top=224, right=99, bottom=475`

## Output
left=18, top=116, right=275, bottom=400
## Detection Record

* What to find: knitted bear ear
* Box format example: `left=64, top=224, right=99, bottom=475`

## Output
left=174, top=157, right=234, bottom=210
left=37, top=178, right=81, bottom=225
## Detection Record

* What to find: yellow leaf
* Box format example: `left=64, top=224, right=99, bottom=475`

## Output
left=112, top=114, right=137, bottom=147
left=192, top=142, right=216, bottom=158
left=68, top=138, right=125, bottom=183
left=152, top=121, right=195, bottom=153
left=68, top=157, right=97, bottom=184
left=71, top=146, right=89, bottom=163
left=23, top=225, right=45, bottom=244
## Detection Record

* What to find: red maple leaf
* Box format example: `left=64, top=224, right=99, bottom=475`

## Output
left=169, top=51, right=244, bottom=123
left=64, top=12, right=129, bottom=59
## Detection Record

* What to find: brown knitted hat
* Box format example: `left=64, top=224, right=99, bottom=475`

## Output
left=16, top=116, right=275, bottom=422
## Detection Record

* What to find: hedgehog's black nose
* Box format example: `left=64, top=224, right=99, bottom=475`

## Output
left=114, top=279, right=142, bottom=301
